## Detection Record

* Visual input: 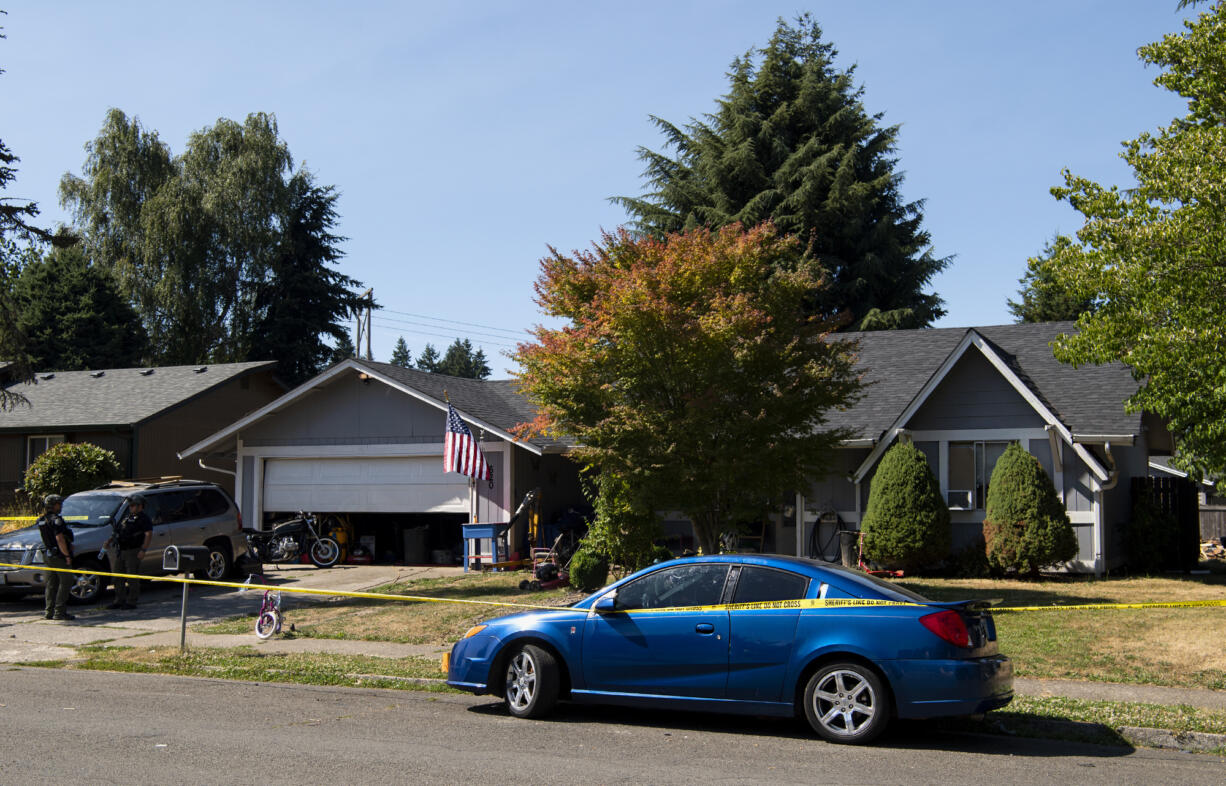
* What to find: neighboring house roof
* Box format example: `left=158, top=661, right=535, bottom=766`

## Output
left=178, top=358, right=567, bottom=460
left=827, top=322, right=1142, bottom=443
left=0, top=361, right=277, bottom=431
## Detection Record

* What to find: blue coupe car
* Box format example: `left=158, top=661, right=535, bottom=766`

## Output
left=445, top=554, right=1012, bottom=744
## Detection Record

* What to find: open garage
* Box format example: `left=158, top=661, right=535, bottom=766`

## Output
left=178, top=358, right=584, bottom=566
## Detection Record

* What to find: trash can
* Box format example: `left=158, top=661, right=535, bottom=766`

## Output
left=838, top=530, right=860, bottom=568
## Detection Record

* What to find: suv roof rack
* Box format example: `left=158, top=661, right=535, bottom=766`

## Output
left=94, top=477, right=213, bottom=491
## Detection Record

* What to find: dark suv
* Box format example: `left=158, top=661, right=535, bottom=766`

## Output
left=0, top=479, right=250, bottom=604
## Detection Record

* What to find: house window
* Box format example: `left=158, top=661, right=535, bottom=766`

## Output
left=26, top=435, right=65, bottom=468
left=947, top=440, right=1010, bottom=510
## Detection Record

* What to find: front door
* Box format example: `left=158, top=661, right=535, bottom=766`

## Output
left=582, top=563, right=731, bottom=698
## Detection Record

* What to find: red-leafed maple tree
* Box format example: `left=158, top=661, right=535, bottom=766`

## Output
left=515, top=223, right=861, bottom=555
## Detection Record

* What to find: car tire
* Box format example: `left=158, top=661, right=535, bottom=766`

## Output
left=309, top=538, right=340, bottom=568
left=802, top=662, right=890, bottom=745
left=503, top=644, right=559, bottom=719
left=195, top=544, right=232, bottom=581
left=67, top=559, right=106, bottom=605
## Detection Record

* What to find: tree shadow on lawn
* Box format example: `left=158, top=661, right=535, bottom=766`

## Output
left=466, top=701, right=1132, bottom=758
left=894, top=581, right=1119, bottom=608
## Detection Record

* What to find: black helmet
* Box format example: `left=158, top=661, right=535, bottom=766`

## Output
left=128, top=494, right=146, bottom=508
left=43, top=494, right=63, bottom=508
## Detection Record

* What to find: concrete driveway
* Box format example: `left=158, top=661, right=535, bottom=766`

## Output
left=0, top=563, right=463, bottom=663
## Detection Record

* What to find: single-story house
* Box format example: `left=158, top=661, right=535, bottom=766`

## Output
left=788, top=321, right=1173, bottom=575
left=177, top=358, right=583, bottom=564
left=0, top=361, right=285, bottom=501
left=178, top=322, right=1170, bottom=575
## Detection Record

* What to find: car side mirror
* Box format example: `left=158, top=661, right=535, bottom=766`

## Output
left=594, top=591, right=618, bottom=614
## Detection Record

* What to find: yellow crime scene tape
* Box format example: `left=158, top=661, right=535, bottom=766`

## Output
left=3, top=561, right=1225, bottom=615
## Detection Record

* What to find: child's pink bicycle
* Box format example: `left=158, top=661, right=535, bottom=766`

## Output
left=242, top=575, right=283, bottom=639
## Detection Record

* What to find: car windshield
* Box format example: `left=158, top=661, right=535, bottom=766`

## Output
left=62, top=494, right=124, bottom=527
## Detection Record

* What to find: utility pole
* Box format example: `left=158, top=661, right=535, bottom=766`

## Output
left=354, top=288, right=374, bottom=359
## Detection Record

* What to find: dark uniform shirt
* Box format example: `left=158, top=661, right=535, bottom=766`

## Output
left=114, top=510, right=153, bottom=550
left=38, top=513, right=73, bottom=558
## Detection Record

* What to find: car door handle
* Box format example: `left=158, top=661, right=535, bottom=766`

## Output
left=695, top=623, right=715, bottom=634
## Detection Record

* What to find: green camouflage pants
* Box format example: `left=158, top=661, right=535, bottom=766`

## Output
left=44, top=553, right=72, bottom=617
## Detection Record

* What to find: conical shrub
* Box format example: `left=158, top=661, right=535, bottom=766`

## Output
left=861, top=442, right=951, bottom=571
left=983, top=442, right=1078, bottom=576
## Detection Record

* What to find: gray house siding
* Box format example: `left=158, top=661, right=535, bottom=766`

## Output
left=244, top=377, right=446, bottom=447
left=906, top=351, right=1046, bottom=432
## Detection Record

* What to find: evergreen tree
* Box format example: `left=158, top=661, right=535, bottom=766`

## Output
left=329, top=332, right=356, bottom=364
left=390, top=336, right=412, bottom=367
left=14, top=245, right=147, bottom=370
left=415, top=343, right=441, bottom=372
left=982, top=442, right=1077, bottom=576
left=1008, top=237, right=1097, bottom=323
left=249, top=173, right=366, bottom=385
left=437, top=338, right=492, bottom=379
left=860, top=442, right=951, bottom=571
left=615, top=15, right=947, bottom=330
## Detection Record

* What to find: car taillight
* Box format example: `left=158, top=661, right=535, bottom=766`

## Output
left=920, top=610, right=970, bottom=648
left=236, top=510, right=243, bottom=531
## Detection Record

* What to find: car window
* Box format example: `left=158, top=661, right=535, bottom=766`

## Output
left=197, top=489, right=230, bottom=517
left=147, top=491, right=192, bottom=525
left=733, top=566, right=809, bottom=604
left=616, top=564, right=730, bottom=610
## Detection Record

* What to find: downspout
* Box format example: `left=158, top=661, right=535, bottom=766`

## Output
left=1098, top=442, right=1119, bottom=491
left=198, top=458, right=237, bottom=478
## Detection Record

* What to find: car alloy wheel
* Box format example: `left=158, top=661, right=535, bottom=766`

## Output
left=196, top=546, right=231, bottom=581
left=68, top=567, right=103, bottom=604
left=503, top=644, right=559, bottom=719
left=803, top=663, right=889, bottom=744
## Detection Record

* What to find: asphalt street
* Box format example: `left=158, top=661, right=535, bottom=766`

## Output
left=1, top=668, right=1221, bottom=785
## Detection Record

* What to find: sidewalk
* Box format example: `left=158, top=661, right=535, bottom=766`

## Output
left=1014, top=677, right=1226, bottom=712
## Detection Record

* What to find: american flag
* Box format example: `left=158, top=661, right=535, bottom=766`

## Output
left=443, top=402, right=493, bottom=483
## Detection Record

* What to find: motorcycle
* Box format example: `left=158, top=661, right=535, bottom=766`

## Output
left=245, top=512, right=341, bottom=569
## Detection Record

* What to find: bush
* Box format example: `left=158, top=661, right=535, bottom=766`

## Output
left=23, top=442, right=121, bottom=503
left=651, top=544, right=674, bottom=564
left=983, top=442, right=1077, bottom=576
left=568, top=547, right=610, bottom=592
left=860, top=442, right=951, bottom=571
left=947, top=536, right=991, bottom=579
left=581, top=472, right=661, bottom=573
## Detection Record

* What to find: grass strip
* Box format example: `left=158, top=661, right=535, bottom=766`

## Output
left=48, top=645, right=457, bottom=693
left=931, top=695, right=1226, bottom=749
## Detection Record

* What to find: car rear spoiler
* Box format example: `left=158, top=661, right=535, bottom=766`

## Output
left=922, top=598, right=1002, bottom=612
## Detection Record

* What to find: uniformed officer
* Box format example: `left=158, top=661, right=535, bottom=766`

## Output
left=36, top=494, right=75, bottom=620
left=106, top=495, right=152, bottom=610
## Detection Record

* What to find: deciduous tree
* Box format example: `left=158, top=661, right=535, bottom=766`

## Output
left=615, top=15, right=946, bottom=330
left=1044, top=2, right=1226, bottom=478
left=515, top=223, right=860, bottom=555
left=59, top=110, right=367, bottom=376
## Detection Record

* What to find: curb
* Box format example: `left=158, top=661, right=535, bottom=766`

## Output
left=1119, top=726, right=1226, bottom=753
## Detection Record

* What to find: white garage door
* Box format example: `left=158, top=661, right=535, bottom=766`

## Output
left=262, top=457, right=469, bottom=513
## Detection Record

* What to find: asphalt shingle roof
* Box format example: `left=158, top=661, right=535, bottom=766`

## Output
left=0, top=361, right=276, bottom=430
left=825, top=322, right=1142, bottom=441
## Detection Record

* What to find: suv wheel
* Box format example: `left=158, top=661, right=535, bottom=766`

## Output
left=67, top=559, right=106, bottom=605
left=195, top=544, right=232, bottom=581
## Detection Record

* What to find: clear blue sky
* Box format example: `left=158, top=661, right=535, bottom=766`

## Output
left=1, top=1, right=1196, bottom=374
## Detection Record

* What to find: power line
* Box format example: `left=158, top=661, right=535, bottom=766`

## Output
left=378, top=307, right=530, bottom=338
left=372, top=314, right=527, bottom=346
left=370, top=321, right=518, bottom=350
